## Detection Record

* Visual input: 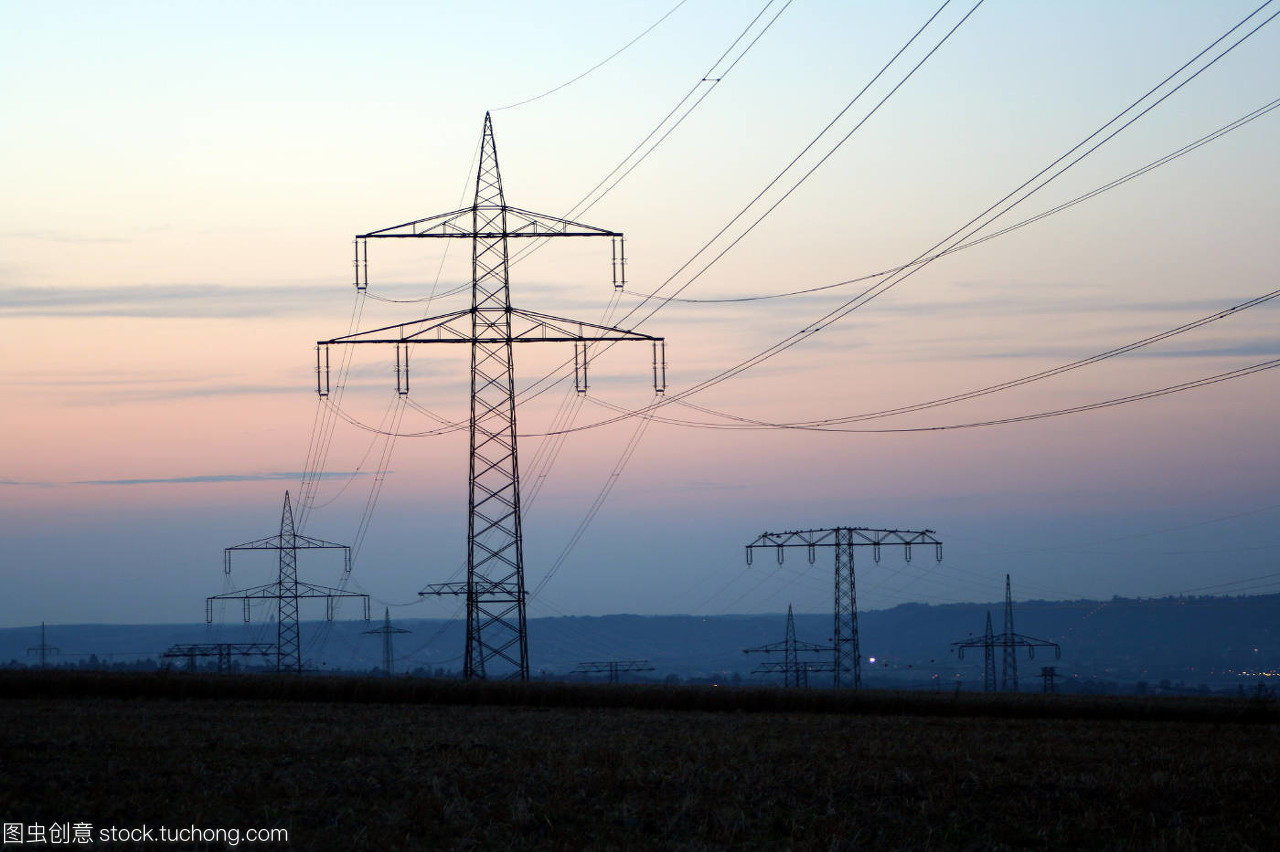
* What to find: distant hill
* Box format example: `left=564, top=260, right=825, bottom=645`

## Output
left=3, top=594, right=1277, bottom=693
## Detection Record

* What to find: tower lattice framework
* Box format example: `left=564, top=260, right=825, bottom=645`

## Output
left=950, top=574, right=1061, bottom=692
left=746, top=527, right=942, bottom=689
left=743, top=603, right=833, bottom=688
left=319, top=114, right=665, bottom=680
left=207, top=491, right=370, bottom=673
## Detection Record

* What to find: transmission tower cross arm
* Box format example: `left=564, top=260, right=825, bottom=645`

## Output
left=420, top=582, right=467, bottom=596
left=205, top=583, right=370, bottom=622
left=745, top=527, right=942, bottom=564
left=225, top=533, right=352, bottom=551
left=357, top=205, right=622, bottom=240
left=318, top=307, right=661, bottom=346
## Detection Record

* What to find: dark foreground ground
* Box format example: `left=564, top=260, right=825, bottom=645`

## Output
left=1, top=672, right=1277, bottom=850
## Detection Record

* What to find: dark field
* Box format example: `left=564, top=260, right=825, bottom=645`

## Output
left=2, top=672, right=1277, bottom=850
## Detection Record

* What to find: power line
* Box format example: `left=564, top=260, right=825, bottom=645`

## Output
left=654, top=0, right=1279, bottom=410
left=624, top=94, right=1280, bottom=306
left=493, top=0, right=691, bottom=112
left=503, top=4, right=1280, bottom=439
left=613, top=0, right=977, bottom=331
left=796, top=356, right=1280, bottom=433
left=507, top=0, right=793, bottom=272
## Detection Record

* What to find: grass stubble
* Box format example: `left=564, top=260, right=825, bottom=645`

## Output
left=1, top=672, right=1276, bottom=850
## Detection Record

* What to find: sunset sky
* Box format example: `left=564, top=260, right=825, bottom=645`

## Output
left=3, top=1, right=1279, bottom=640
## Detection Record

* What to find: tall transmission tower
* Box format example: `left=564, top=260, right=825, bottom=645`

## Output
left=27, top=622, right=60, bottom=669
left=206, top=492, right=370, bottom=673
left=745, top=528, right=942, bottom=689
left=950, top=575, right=1060, bottom=692
left=365, top=607, right=411, bottom=677
left=743, top=604, right=834, bottom=688
left=318, top=113, right=666, bottom=681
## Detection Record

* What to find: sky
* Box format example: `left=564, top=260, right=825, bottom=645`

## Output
left=2, top=0, right=1279, bottom=636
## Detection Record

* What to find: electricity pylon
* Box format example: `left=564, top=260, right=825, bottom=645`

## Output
left=952, top=611, right=999, bottom=691
left=743, top=604, right=834, bottom=688
left=571, top=660, right=655, bottom=684
left=951, top=575, right=1060, bottom=692
left=207, top=491, right=370, bottom=673
left=318, top=113, right=665, bottom=681
left=365, top=607, right=411, bottom=677
left=161, top=643, right=275, bottom=673
left=746, top=527, right=942, bottom=689
left=27, top=622, right=59, bottom=668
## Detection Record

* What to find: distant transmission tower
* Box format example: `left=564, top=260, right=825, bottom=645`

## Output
left=27, top=622, right=60, bottom=669
left=950, top=575, right=1060, bottom=692
left=745, top=528, right=942, bottom=689
left=318, top=113, right=666, bottom=681
left=161, top=643, right=275, bottom=673
left=365, top=608, right=411, bottom=677
left=206, top=492, right=370, bottom=673
left=571, top=660, right=655, bottom=684
left=743, top=604, right=834, bottom=688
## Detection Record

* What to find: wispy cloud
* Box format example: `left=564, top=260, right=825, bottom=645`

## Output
left=1, top=229, right=132, bottom=245
left=879, top=287, right=1280, bottom=319
left=73, top=471, right=372, bottom=486
left=0, top=283, right=350, bottom=319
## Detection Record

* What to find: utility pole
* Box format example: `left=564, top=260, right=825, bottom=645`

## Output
left=318, top=114, right=665, bottom=681
left=950, top=575, right=1060, bottom=692
left=745, top=528, right=942, bottom=689
left=206, top=492, right=370, bottom=673
left=571, top=660, right=655, bottom=684
left=365, top=608, right=411, bottom=677
left=743, top=604, right=834, bottom=688
left=1040, top=665, right=1058, bottom=693
left=27, top=622, right=60, bottom=669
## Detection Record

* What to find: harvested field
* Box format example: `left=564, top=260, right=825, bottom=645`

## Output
left=1, top=672, right=1277, bottom=850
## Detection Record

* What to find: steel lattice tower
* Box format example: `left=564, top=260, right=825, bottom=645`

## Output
left=27, top=622, right=59, bottom=669
left=746, top=528, right=942, bottom=689
left=319, top=114, right=665, bottom=680
left=743, top=603, right=833, bottom=688
left=950, top=575, right=1061, bottom=692
left=365, top=607, right=411, bottom=677
left=207, top=492, right=370, bottom=673
left=570, top=660, right=655, bottom=684
left=1001, top=573, right=1019, bottom=691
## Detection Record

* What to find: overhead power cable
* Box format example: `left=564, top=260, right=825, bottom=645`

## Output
left=794, top=357, right=1280, bottom=433
left=626, top=94, right=1280, bottom=306
left=494, top=0, right=691, bottom=112
left=665, top=285, right=1280, bottom=430
left=654, top=0, right=1280, bottom=408
left=612, top=0, right=975, bottom=329
left=528, top=0, right=1280, bottom=438
left=508, top=0, right=793, bottom=271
